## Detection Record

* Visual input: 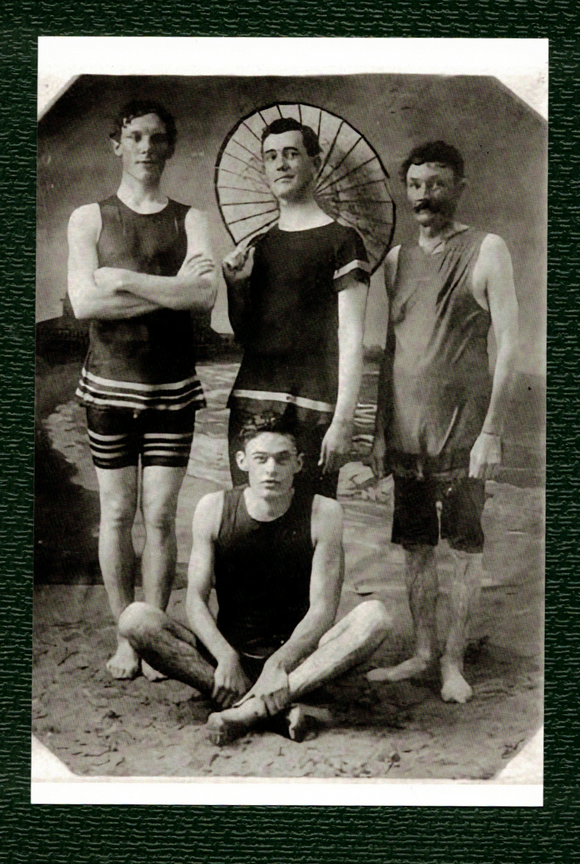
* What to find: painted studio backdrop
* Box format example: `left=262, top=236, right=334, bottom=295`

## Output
left=34, top=73, right=546, bottom=781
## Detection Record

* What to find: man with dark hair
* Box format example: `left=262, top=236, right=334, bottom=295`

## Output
left=368, top=140, right=519, bottom=703
left=118, top=417, right=391, bottom=745
left=68, top=100, right=217, bottom=679
left=223, top=116, right=371, bottom=499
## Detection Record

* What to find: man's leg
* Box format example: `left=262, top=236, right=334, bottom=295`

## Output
left=94, top=465, right=139, bottom=678
left=367, top=474, right=440, bottom=683
left=439, top=478, right=486, bottom=703
left=440, top=551, right=482, bottom=703
left=207, top=600, right=391, bottom=744
left=118, top=602, right=214, bottom=695
left=140, top=464, right=187, bottom=679
left=367, top=544, right=439, bottom=682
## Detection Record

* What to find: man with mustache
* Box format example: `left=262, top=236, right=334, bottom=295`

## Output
left=67, top=100, right=217, bottom=680
left=368, top=141, right=519, bottom=703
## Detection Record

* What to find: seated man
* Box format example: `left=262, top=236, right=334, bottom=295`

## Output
left=119, top=415, right=390, bottom=745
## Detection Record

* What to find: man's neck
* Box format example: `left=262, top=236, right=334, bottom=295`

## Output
left=277, top=196, right=333, bottom=232
left=417, top=219, right=467, bottom=252
left=243, top=486, right=295, bottom=522
left=117, top=175, right=168, bottom=214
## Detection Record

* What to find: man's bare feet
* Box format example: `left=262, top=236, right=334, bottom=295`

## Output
left=106, top=638, right=140, bottom=679
left=141, top=660, right=168, bottom=682
left=366, top=655, right=431, bottom=683
left=440, top=658, right=473, bottom=703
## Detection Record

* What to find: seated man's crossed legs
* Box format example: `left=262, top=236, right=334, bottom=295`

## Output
left=119, top=599, right=391, bottom=745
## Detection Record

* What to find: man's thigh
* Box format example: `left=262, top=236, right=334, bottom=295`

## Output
left=392, top=474, right=439, bottom=549
left=86, top=406, right=140, bottom=470
left=439, top=478, right=485, bottom=553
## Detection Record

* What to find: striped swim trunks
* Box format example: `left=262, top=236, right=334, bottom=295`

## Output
left=85, top=405, right=196, bottom=470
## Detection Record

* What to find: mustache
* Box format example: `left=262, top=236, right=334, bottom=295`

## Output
left=413, top=201, right=443, bottom=213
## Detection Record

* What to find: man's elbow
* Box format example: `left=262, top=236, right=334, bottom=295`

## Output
left=68, top=293, right=94, bottom=320
left=184, top=278, right=218, bottom=313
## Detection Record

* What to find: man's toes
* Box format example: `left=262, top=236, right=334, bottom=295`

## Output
left=106, top=657, right=140, bottom=680
left=206, top=713, right=230, bottom=747
left=141, top=660, right=167, bottom=682
left=441, top=677, right=473, bottom=704
left=106, top=643, right=140, bottom=679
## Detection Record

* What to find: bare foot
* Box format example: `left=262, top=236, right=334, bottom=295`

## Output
left=106, top=638, right=140, bottom=679
left=141, top=660, right=167, bottom=682
left=440, top=659, right=473, bottom=703
left=366, top=655, right=431, bottom=683
left=206, top=698, right=267, bottom=747
left=206, top=711, right=253, bottom=747
left=286, top=704, right=333, bottom=742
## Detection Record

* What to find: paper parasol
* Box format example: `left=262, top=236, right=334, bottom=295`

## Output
left=214, top=102, right=395, bottom=273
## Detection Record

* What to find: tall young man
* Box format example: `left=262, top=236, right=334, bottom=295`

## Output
left=67, top=100, right=217, bottom=679
left=368, top=141, right=519, bottom=703
left=223, top=117, right=371, bottom=499
left=119, top=418, right=390, bottom=745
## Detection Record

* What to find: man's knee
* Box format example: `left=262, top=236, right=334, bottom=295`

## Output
left=118, top=601, right=165, bottom=644
left=351, top=599, right=392, bottom=640
left=101, top=494, right=137, bottom=530
left=142, top=501, right=176, bottom=537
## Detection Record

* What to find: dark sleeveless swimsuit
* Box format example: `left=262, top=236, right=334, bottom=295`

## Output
left=214, top=487, right=314, bottom=660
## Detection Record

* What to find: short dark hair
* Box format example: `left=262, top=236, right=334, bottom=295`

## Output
left=400, top=141, right=464, bottom=183
left=110, top=100, right=177, bottom=148
left=261, top=117, right=321, bottom=158
left=238, top=412, right=300, bottom=451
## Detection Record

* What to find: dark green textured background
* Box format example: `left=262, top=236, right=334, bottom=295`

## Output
left=2, top=3, right=577, bottom=861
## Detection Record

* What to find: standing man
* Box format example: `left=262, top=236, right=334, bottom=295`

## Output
left=368, top=141, right=519, bottom=703
left=68, top=100, right=217, bottom=680
left=118, top=416, right=390, bottom=745
left=223, top=117, right=370, bottom=499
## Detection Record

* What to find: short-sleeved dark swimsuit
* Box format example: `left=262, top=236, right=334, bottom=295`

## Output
left=228, top=221, right=370, bottom=498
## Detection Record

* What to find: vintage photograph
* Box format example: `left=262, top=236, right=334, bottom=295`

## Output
left=33, top=38, right=546, bottom=802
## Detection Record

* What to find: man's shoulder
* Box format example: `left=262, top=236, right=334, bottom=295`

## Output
left=67, top=202, right=102, bottom=238
left=69, top=201, right=100, bottom=223
left=193, top=490, right=226, bottom=536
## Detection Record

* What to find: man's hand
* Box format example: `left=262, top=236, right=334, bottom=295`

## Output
left=212, top=652, right=252, bottom=709
left=368, top=432, right=387, bottom=479
left=236, top=662, right=290, bottom=716
left=319, top=418, right=353, bottom=474
left=94, top=267, right=127, bottom=295
left=222, top=243, right=255, bottom=285
left=180, top=253, right=216, bottom=282
left=469, top=431, right=501, bottom=481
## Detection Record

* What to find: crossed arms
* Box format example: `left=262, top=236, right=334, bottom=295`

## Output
left=185, top=491, right=344, bottom=713
left=67, top=203, right=217, bottom=320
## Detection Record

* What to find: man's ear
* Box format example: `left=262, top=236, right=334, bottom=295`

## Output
left=295, top=453, right=304, bottom=474
left=312, top=155, right=322, bottom=176
left=235, top=450, right=248, bottom=473
left=110, top=137, right=122, bottom=158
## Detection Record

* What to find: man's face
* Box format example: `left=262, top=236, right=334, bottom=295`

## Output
left=236, top=432, right=303, bottom=499
left=262, top=130, right=319, bottom=202
left=112, top=113, right=173, bottom=183
left=406, top=162, right=464, bottom=228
